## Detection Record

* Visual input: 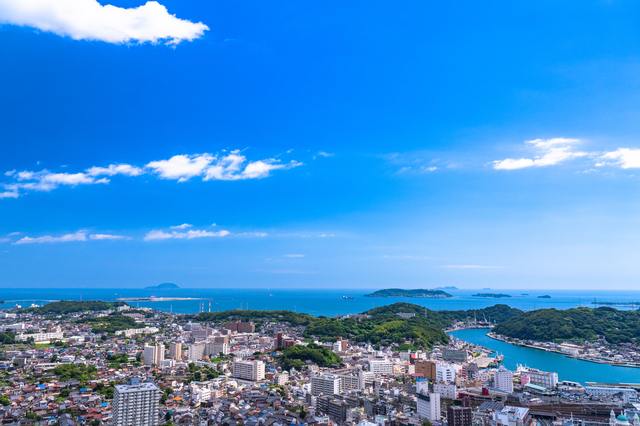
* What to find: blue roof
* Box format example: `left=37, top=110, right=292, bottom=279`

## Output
left=618, top=415, right=629, bottom=422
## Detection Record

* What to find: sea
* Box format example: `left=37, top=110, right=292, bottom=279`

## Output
left=2, top=287, right=640, bottom=316
left=3, top=286, right=640, bottom=384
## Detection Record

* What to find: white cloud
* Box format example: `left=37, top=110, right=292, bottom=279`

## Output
left=89, top=234, right=129, bottom=240
left=493, top=138, right=588, bottom=170
left=2, top=150, right=302, bottom=199
left=170, top=223, right=193, bottom=229
left=144, top=228, right=230, bottom=241
left=598, top=148, right=640, bottom=169
left=441, top=265, right=506, bottom=269
left=0, top=238, right=9, bottom=243
left=86, top=164, right=144, bottom=177
left=146, top=154, right=214, bottom=182
left=318, top=234, right=334, bottom=237
left=318, top=151, right=334, bottom=157
left=8, top=169, right=108, bottom=194
left=285, top=254, right=304, bottom=257
left=146, top=151, right=302, bottom=182
left=14, top=231, right=87, bottom=244
left=0, top=0, right=209, bottom=45
left=4, top=170, right=15, bottom=176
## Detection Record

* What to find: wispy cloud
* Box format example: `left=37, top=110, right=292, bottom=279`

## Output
left=2, top=150, right=302, bottom=199
left=285, top=254, right=305, bottom=257
left=492, top=138, right=588, bottom=170
left=14, top=232, right=88, bottom=244
left=0, top=0, right=209, bottom=45
left=441, top=265, right=507, bottom=269
left=317, top=151, right=334, bottom=157
left=170, top=223, right=193, bottom=229
left=144, top=229, right=230, bottom=241
left=89, top=234, right=130, bottom=240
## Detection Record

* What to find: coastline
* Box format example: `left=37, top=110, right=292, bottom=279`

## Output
left=486, top=332, right=640, bottom=369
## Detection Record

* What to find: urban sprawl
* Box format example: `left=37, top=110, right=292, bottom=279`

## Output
left=0, top=302, right=638, bottom=426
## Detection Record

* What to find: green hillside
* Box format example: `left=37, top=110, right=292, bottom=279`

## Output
left=492, top=307, right=640, bottom=344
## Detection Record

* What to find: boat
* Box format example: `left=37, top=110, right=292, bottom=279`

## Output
left=342, top=296, right=355, bottom=299
left=269, top=294, right=274, bottom=297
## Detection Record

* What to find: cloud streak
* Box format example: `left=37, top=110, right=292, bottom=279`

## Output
left=2, top=150, right=302, bottom=199
left=492, top=138, right=588, bottom=170
left=441, top=265, right=506, bottom=269
left=144, top=228, right=230, bottom=241
left=0, top=0, right=209, bottom=45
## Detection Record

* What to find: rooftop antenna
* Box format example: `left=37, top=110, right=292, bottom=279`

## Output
left=170, top=305, right=172, bottom=314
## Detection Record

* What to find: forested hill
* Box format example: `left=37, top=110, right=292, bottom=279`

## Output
left=364, top=289, right=452, bottom=298
left=363, top=303, right=523, bottom=329
left=302, top=303, right=522, bottom=347
left=492, top=307, right=640, bottom=344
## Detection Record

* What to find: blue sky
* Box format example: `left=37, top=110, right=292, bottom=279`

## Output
left=1, top=0, right=640, bottom=289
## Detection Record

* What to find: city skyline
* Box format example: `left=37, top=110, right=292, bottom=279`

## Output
left=3, top=1, right=640, bottom=289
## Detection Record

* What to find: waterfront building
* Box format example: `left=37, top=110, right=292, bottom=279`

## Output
left=518, top=366, right=558, bottom=388
left=232, top=359, right=265, bottom=381
left=443, top=348, right=469, bottom=363
left=113, top=379, right=161, bottom=426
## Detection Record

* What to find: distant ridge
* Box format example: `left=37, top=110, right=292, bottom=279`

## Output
left=435, top=286, right=458, bottom=290
left=145, top=283, right=179, bottom=289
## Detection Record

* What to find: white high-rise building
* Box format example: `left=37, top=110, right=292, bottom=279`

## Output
left=143, top=345, right=164, bottom=366
left=113, top=380, right=161, bottom=426
left=188, top=342, right=206, bottom=361
left=311, top=373, right=341, bottom=395
left=434, top=382, right=458, bottom=399
left=417, top=392, right=441, bottom=421
left=205, top=343, right=229, bottom=356
left=368, top=359, right=393, bottom=375
left=168, top=342, right=182, bottom=360
left=232, top=360, right=265, bottom=381
left=436, top=363, right=456, bottom=383
left=494, top=366, right=514, bottom=393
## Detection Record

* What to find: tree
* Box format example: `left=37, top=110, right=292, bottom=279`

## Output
left=165, top=412, right=172, bottom=421
left=422, top=420, right=434, bottom=426
left=0, top=394, right=10, bottom=406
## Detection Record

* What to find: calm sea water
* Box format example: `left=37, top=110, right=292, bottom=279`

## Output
left=1, top=287, right=640, bottom=316
left=450, top=328, right=640, bottom=385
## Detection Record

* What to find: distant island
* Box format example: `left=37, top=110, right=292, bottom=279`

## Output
left=145, top=283, right=179, bottom=289
left=537, top=295, right=551, bottom=298
left=364, top=289, right=452, bottom=298
left=435, top=286, right=458, bottom=290
left=482, top=287, right=491, bottom=290
left=472, top=293, right=511, bottom=298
